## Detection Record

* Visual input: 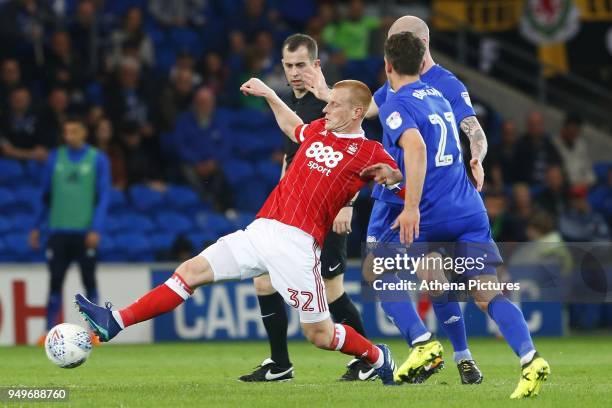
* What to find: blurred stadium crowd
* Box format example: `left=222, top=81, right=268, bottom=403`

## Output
left=0, top=0, right=610, bottom=286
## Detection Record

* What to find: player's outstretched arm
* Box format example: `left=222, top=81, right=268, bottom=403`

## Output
left=359, top=163, right=403, bottom=185
left=460, top=115, right=488, bottom=191
left=392, top=128, right=426, bottom=245
left=240, top=78, right=303, bottom=141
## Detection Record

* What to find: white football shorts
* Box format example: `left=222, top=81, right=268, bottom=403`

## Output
left=199, top=218, right=329, bottom=323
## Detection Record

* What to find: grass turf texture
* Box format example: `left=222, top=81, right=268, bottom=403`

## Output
left=2, top=336, right=610, bottom=407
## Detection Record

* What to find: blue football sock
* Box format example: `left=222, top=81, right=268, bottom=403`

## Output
left=487, top=295, right=535, bottom=359
left=431, top=292, right=470, bottom=361
left=378, top=274, right=429, bottom=345
left=46, top=292, right=62, bottom=331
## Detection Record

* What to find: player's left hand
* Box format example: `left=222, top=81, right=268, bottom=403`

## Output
left=360, top=163, right=403, bottom=185
left=302, top=65, right=330, bottom=102
left=333, top=206, right=353, bottom=234
left=85, top=231, right=100, bottom=249
left=391, top=207, right=420, bottom=245
left=240, top=78, right=272, bottom=98
left=470, top=158, right=484, bottom=192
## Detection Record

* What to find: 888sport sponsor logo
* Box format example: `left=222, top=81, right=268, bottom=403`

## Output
left=305, top=141, right=344, bottom=176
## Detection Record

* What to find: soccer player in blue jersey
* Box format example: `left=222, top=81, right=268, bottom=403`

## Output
left=376, top=31, right=550, bottom=399
left=304, top=15, right=485, bottom=385
left=366, top=16, right=486, bottom=385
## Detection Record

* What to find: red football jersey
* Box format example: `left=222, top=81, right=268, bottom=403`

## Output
left=257, top=118, right=398, bottom=246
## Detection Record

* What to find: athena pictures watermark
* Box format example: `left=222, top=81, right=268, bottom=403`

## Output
left=361, top=241, right=612, bottom=303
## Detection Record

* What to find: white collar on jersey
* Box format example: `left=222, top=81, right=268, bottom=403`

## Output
left=331, top=129, right=365, bottom=139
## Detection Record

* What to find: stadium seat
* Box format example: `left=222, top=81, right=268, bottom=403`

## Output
left=0, top=159, right=24, bottom=184
left=594, top=162, right=611, bottom=184
left=155, top=211, right=194, bottom=234
left=9, top=212, right=37, bottom=232
left=193, top=212, right=234, bottom=235
left=120, top=213, right=156, bottom=233
left=255, top=160, right=282, bottom=188
left=170, top=27, right=202, bottom=56
left=0, top=188, right=16, bottom=210
left=113, top=232, right=153, bottom=262
left=109, top=188, right=128, bottom=212
left=186, top=231, right=218, bottom=249
left=230, top=212, right=256, bottom=230
left=149, top=232, right=177, bottom=251
left=0, top=216, right=12, bottom=233
left=221, top=159, right=255, bottom=186
left=128, top=184, right=166, bottom=212
left=104, top=215, right=126, bottom=234
left=4, top=233, right=31, bottom=259
left=12, top=185, right=42, bottom=213
left=165, top=185, right=201, bottom=211
left=24, top=160, right=45, bottom=185
left=235, top=180, right=269, bottom=212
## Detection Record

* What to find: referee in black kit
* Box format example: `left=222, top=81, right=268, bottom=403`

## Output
left=239, top=34, right=375, bottom=382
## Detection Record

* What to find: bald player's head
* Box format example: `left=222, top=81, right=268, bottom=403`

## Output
left=388, top=16, right=430, bottom=44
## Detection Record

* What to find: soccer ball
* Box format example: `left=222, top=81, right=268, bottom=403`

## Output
left=44, top=323, right=92, bottom=368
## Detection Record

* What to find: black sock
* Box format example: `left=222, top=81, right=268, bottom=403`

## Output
left=257, top=292, right=291, bottom=367
left=329, top=292, right=367, bottom=337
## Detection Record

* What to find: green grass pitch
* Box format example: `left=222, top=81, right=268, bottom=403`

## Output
left=2, top=336, right=610, bottom=407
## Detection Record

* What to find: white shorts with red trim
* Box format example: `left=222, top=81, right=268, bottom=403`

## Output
left=199, top=218, right=329, bottom=323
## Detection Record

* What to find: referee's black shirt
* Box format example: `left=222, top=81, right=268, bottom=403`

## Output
left=280, top=90, right=326, bottom=167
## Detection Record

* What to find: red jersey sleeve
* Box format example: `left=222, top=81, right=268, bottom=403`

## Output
left=370, top=142, right=398, bottom=169
left=293, top=118, right=327, bottom=144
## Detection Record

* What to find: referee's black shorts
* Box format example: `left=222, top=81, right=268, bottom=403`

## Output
left=320, top=231, right=348, bottom=279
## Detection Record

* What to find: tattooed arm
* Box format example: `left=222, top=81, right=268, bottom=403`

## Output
left=460, top=115, right=488, bottom=191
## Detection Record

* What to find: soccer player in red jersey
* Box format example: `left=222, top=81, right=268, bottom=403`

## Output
left=75, top=78, right=403, bottom=385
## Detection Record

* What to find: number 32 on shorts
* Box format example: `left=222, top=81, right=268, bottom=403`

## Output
left=287, top=288, right=315, bottom=311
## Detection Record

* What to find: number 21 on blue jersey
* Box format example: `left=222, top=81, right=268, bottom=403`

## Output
left=429, top=111, right=462, bottom=167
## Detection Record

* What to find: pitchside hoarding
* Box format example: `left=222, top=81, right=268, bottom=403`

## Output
left=0, top=263, right=563, bottom=345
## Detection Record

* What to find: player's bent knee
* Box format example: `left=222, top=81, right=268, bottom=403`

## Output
left=416, top=252, right=448, bottom=297
left=253, top=274, right=276, bottom=296
left=175, top=257, right=213, bottom=289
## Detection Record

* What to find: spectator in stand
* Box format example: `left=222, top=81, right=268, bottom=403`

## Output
left=485, top=190, right=526, bottom=241
left=0, top=0, right=51, bottom=67
left=552, top=114, right=596, bottom=188
left=173, top=87, right=233, bottom=211
left=238, top=47, right=268, bottom=110
left=322, top=0, right=379, bottom=61
left=199, top=51, right=229, bottom=100
left=108, top=6, right=155, bottom=69
left=37, top=86, right=70, bottom=149
left=68, top=0, right=101, bottom=74
left=157, top=67, right=196, bottom=132
left=487, top=119, right=518, bottom=187
left=148, top=0, right=208, bottom=28
left=0, top=86, right=46, bottom=161
left=93, top=117, right=127, bottom=189
left=509, top=183, right=533, bottom=241
left=230, top=0, right=275, bottom=40
left=45, top=31, right=87, bottom=94
left=105, top=57, right=155, bottom=138
left=559, top=185, right=610, bottom=242
left=120, top=120, right=165, bottom=189
left=29, top=115, right=110, bottom=345
left=170, top=52, right=202, bottom=86
left=535, top=165, right=568, bottom=217
left=0, top=58, right=24, bottom=112
left=513, top=110, right=561, bottom=185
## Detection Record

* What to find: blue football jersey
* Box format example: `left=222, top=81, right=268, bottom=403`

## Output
left=372, top=79, right=485, bottom=226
